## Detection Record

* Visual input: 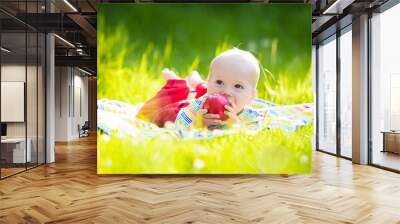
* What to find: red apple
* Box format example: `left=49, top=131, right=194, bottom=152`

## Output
left=202, top=94, right=229, bottom=121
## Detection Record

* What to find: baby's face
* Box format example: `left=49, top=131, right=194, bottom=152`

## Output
left=207, top=60, right=258, bottom=114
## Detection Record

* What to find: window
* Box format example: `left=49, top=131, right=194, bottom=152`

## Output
left=339, top=27, right=352, bottom=158
left=0, top=1, right=47, bottom=179
left=317, top=35, right=337, bottom=154
left=370, top=2, right=400, bottom=171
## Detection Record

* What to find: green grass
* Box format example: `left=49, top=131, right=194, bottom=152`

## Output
left=97, top=4, right=313, bottom=174
left=98, top=124, right=313, bottom=174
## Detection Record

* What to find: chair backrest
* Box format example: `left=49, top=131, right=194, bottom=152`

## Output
left=82, top=121, right=90, bottom=129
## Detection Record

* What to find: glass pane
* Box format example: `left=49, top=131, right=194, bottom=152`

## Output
left=318, top=36, right=337, bottom=154
left=340, top=28, right=352, bottom=158
left=38, top=32, right=45, bottom=165
left=26, top=0, right=38, bottom=169
left=371, top=4, right=400, bottom=171
left=1, top=30, right=27, bottom=177
left=27, top=30, right=38, bottom=169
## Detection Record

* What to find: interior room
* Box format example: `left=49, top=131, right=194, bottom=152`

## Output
left=1, top=10, right=46, bottom=178
left=370, top=3, right=400, bottom=171
left=0, top=0, right=399, bottom=223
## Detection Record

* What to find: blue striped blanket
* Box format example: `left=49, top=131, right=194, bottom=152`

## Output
left=97, top=98, right=314, bottom=140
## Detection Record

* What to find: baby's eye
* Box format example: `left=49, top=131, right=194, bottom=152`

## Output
left=234, top=84, right=244, bottom=89
left=216, top=80, right=224, bottom=85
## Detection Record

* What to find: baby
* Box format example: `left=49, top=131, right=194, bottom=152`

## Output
left=137, top=48, right=261, bottom=130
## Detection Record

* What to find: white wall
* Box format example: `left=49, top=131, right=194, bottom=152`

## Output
left=1, top=63, right=46, bottom=164
left=55, top=66, right=69, bottom=141
left=1, top=65, right=39, bottom=138
left=55, top=67, right=89, bottom=141
left=1, top=65, right=26, bottom=139
left=72, top=72, right=89, bottom=138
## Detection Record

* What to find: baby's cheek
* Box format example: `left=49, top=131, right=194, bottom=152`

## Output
left=207, top=86, right=217, bottom=95
left=236, top=95, right=251, bottom=110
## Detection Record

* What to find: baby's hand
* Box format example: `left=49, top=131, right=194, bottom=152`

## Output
left=224, top=99, right=240, bottom=124
left=199, top=109, right=223, bottom=128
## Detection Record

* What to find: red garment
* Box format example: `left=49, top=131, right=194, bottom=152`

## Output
left=137, top=79, right=207, bottom=127
left=195, top=83, right=207, bottom=98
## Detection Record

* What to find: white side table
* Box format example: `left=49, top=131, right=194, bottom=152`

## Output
left=1, top=138, right=32, bottom=163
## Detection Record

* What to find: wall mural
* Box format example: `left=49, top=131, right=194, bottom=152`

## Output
left=97, top=3, right=313, bottom=174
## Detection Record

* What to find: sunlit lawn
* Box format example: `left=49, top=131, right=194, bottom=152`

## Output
left=98, top=124, right=312, bottom=174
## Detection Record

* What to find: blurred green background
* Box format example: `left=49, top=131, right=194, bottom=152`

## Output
left=98, top=3, right=312, bottom=104
left=97, top=4, right=313, bottom=174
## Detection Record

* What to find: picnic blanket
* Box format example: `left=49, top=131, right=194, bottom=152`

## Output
left=97, top=98, right=314, bottom=140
